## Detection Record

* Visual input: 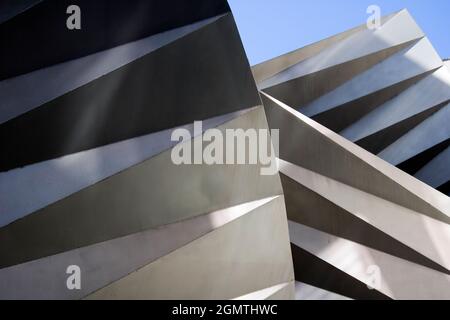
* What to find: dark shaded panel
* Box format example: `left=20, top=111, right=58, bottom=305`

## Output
left=281, top=174, right=449, bottom=275
left=262, top=40, right=417, bottom=108
left=437, top=181, right=450, bottom=195
left=291, top=243, right=390, bottom=300
left=356, top=102, right=448, bottom=155
left=398, top=138, right=450, bottom=175
left=312, top=70, right=435, bottom=133
left=0, top=15, right=261, bottom=172
left=0, top=0, right=230, bottom=80
left=0, top=0, right=42, bottom=24
left=437, top=181, right=450, bottom=196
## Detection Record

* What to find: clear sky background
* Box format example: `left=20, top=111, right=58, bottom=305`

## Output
left=228, top=0, right=450, bottom=66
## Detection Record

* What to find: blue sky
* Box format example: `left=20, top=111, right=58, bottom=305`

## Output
left=228, top=0, right=450, bottom=65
